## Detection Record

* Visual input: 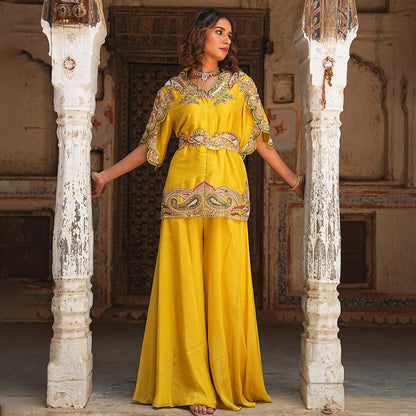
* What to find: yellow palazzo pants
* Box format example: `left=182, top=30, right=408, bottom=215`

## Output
left=133, top=217, right=271, bottom=411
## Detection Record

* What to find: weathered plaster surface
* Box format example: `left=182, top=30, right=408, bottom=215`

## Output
left=376, top=209, right=416, bottom=293
left=0, top=0, right=415, bottom=326
left=41, top=1, right=106, bottom=406
left=276, top=190, right=416, bottom=323
left=0, top=3, right=56, bottom=176
left=294, top=0, right=359, bottom=408
left=264, top=0, right=416, bottom=326
left=340, top=55, right=386, bottom=180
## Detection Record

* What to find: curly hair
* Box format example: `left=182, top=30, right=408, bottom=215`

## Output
left=179, top=8, right=240, bottom=73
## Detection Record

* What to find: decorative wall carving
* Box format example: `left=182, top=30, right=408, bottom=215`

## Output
left=0, top=213, right=52, bottom=280
left=127, top=63, right=180, bottom=299
left=276, top=191, right=416, bottom=307
left=108, top=7, right=269, bottom=64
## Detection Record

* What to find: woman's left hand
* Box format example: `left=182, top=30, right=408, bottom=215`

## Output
left=256, top=136, right=305, bottom=200
left=291, top=174, right=305, bottom=200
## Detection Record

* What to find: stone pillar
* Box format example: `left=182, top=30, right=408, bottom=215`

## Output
left=41, top=0, right=106, bottom=408
left=294, top=0, right=358, bottom=411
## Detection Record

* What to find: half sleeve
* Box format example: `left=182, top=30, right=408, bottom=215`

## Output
left=239, top=75, right=274, bottom=157
left=140, top=85, right=174, bottom=168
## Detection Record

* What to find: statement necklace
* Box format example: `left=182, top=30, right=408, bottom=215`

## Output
left=192, top=67, right=220, bottom=82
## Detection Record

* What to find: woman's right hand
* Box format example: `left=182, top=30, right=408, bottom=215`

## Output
left=91, top=171, right=106, bottom=198
left=90, top=144, right=148, bottom=198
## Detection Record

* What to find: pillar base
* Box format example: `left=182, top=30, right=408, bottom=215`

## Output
left=47, top=335, right=93, bottom=409
left=47, top=372, right=92, bottom=409
left=300, top=374, right=345, bottom=411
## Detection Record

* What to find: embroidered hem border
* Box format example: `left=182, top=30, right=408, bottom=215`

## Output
left=161, top=181, right=250, bottom=221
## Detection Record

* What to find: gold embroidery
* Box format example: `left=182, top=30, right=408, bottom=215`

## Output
left=178, top=130, right=240, bottom=152
left=209, top=74, right=235, bottom=105
left=171, top=71, right=235, bottom=106
left=238, top=74, right=274, bottom=156
left=227, top=71, right=244, bottom=90
left=161, top=181, right=250, bottom=221
left=141, top=71, right=273, bottom=167
left=140, top=85, right=174, bottom=167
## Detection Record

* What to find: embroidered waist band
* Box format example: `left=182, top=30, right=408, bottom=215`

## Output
left=178, top=130, right=240, bottom=152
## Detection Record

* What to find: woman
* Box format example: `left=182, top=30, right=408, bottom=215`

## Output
left=92, top=8, right=304, bottom=415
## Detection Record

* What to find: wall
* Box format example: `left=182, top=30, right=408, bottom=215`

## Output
left=0, top=0, right=415, bottom=324
left=263, top=0, right=416, bottom=324
left=0, top=1, right=56, bottom=320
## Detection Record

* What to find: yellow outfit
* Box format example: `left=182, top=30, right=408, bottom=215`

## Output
left=133, top=69, right=273, bottom=411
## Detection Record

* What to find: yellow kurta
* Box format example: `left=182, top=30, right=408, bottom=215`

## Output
left=133, top=69, right=273, bottom=411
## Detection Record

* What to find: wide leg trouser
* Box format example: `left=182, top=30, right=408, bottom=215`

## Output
left=133, top=217, right=271, bottom=411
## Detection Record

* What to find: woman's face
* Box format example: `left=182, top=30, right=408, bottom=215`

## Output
left=203, top=17, right=232, bottom=64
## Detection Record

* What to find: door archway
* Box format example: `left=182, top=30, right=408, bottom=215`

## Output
left=108, top=6, right=270, bottom=312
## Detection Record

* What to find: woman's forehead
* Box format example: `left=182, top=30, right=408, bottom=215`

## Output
left=213, top=17, right=232, bottom=32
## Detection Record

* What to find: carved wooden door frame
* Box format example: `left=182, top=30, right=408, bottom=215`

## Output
left=108, top=6, right=270, bottom=314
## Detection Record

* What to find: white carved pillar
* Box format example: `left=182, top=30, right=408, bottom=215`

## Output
left=295, top=0, right=358, bottom=411
left=41, top=0, right=106, bottom=408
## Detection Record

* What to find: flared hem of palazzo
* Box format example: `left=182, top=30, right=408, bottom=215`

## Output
left=133, top=395, right=217, bottom=409
left=133, top=397, right=273, bottom=412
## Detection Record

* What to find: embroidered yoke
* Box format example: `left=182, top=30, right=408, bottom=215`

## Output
left=141, top=69, right=273, bottom=221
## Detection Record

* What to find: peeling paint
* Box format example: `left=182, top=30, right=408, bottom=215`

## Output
left=296, top=5, right=359, bottom=409
left=43, top=14, right=106, bottom=408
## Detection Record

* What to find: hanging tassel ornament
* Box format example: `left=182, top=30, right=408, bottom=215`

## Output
left=322, top=57, right=335, bottom=109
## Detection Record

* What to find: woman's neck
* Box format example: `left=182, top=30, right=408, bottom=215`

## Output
left=200, top=58, right=219, bottom=73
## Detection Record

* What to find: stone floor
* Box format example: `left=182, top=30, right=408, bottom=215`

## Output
left=1, top=319, right=416, bottom=415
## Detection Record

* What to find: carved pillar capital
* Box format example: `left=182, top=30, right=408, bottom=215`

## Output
left=300, top=0, right=358, bottom=42
left=41, top=0, right=106, bottom=408
left=295, top=0, right=358, bottom=113
left=295, top=0, right=358, bottom=411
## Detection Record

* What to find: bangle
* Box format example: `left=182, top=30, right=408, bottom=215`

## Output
left=290, top=175, right=302, bottom=191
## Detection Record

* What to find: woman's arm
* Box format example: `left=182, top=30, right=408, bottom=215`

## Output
left=91, top=143, right=148, bottom=197
left=256, top=134, right=304, bottom=199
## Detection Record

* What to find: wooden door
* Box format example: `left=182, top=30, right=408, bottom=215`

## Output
left=109, top=7, right=269, bottom=311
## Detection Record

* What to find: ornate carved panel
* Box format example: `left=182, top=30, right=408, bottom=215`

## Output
left=126, top=63, right=180, bottom=297
left=0, top=211, right=53, bottom=280
left=110, top=7, right=269, bottom=309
